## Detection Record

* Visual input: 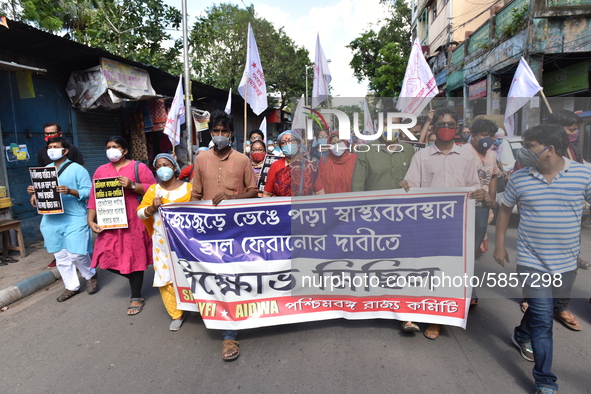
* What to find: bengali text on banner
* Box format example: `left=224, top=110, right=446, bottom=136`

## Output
left=160, top=188, right=475, bottom=330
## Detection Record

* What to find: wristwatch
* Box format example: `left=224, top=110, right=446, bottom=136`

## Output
left=131, top=182, right=136, bottom=190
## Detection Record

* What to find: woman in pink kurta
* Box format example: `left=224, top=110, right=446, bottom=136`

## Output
left=87, top=136, right=155, bottom=316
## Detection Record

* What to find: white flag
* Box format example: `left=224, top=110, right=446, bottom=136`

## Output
left=259, top=117, right=267, bottom=142
left=224, top=88, right=232, bottom=114
left=363, top=98, right=374, bottom=134
left=163, top=75, right=185, bottom=146
left=292, top=94, right=307, bottom=131
left=504, top=57, right=542, bottom=138
left=238, top=23, right=268, bottom=116
left=312, top=33, right=332, bottom=108
left=397, top=38, right=437, bottom=116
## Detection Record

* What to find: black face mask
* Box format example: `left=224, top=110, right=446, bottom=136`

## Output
left=478, top=137, right=493, bottom=151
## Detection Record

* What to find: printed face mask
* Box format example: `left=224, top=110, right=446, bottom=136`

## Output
left=568, top=131, right=580, bottom=143
left=47, top=148, right=64, bottom=161
left=461, top=134, right=471, bottom=141
left=250, top=152, right=266, bottom=163
left=106, top=148, right=123, bottom=162
left=157, top=166, right=174, bottom=182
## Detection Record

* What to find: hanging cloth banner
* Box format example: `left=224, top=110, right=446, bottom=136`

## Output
left=66, top=58, right=158, bottom=110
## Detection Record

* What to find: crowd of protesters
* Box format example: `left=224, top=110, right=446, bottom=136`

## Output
left=26, top=107, right=591, bottom=393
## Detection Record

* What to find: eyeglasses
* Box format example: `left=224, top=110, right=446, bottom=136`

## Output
left=45, top=132, right=60, bottom=136
left=435, top=122, right=457, bottom=129
left=279, top=139, right=297, bottom=146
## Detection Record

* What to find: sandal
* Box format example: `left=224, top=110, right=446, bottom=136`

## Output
left=470, top=297, right=479, bottom=307
left=554, top=311, right=582, bottom=331
left=400, top=321, right=420, bottom=333
left=127, top=298, right=145, bottom=316
left=577, top=257, right=590, bottom=270
left=57, top=289, right=80, bottom=302
left=222, top=339, right=240, bottom=361
left=424, top=324, right=441, bottom=340
left=520, top=299, right=529, bottom=313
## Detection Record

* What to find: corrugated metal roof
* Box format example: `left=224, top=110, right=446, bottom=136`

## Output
left=0, top=19, right=228, bottom=99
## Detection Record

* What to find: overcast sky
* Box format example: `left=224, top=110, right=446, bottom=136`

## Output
left=164, top=0, right=390, bottom=97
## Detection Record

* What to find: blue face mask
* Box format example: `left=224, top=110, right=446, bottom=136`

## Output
left=281, top=143, right=299, bottom=157
left=493, top=138, right=503, bottom=146
left=317, top=138, right=327, bottom=145
left=428, top=142, right=434, bottom=146
left=157, top=166, right=174, bottom=182
left=461, top=134, right=471, bottom=142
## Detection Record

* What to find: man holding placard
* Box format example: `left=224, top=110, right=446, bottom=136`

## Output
left=27, top=137, right=97, bottom=302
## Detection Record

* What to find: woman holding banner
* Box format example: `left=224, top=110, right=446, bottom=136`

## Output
left=318, top=132, right=356, bottom=194
left=138, top=153, right=191, bottom=331
left=87, top=136, right=155, bottom=316
left=263, top=130, right=325, bottom=197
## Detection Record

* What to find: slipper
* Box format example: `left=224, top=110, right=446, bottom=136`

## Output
left=400, top=321, right=420, bottom=333
left=222, top=339, right=240, bottom=361
left=520, top=299, right=528, bottom=313
left=169, top=315, right=184, bottom=331
left=470, top=298, right=478, bottom=307
left=554, top=311, right=582, bottom=331
left=577, top=257, right=590, bottom=270
left=127, top=298, right=145, bottom=316
left=424, top=324, right=441, bottom=340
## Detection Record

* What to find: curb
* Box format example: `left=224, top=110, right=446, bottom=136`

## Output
left=0, top=267, right=61, bottom=308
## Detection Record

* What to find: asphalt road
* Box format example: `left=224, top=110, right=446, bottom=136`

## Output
left=1, top=223, right=590, bottom=394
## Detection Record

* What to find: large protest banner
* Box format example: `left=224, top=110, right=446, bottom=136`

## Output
left=160, top=188, right=474, bottom=330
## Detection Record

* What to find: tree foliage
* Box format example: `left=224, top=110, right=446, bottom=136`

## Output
left=4, top=0, right=183, bottom=75
left=189, top=3, right=312, bottom=110
left=348, top=0, right=412, bottom=97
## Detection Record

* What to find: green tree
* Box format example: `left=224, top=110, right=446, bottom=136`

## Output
left=348, top=0, right=412, bottom=97
left=3, top=0, right=183, bottom=75
left=189, top=3, right=312, bottom=110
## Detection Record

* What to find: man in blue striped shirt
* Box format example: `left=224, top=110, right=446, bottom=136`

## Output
left=494, top=124, right=591, bottom=394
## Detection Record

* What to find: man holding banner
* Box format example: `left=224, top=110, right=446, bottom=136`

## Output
left=190, top=110, right=258, bottom=360
left=399, top=107, right=482, bottom=339
left=27, top=137, right=97, bottom=302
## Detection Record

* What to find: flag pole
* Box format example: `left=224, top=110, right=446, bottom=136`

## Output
left=181, top=0, right=192, bottom=163
left=243, top=23, right=250, bottom=154
left=244, top=78, right=248, bottom=153
left=540, top=90, right=553, bottom=114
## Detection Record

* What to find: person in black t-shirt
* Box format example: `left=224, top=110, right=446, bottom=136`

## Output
left=36, top=122, right=84, bottom=167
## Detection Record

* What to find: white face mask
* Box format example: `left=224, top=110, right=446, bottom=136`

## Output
left=106, top=148, right=123, bottom=162
left=330, top=142, right=347, bottom=157
left=47, top=148, right=65, bottom=161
